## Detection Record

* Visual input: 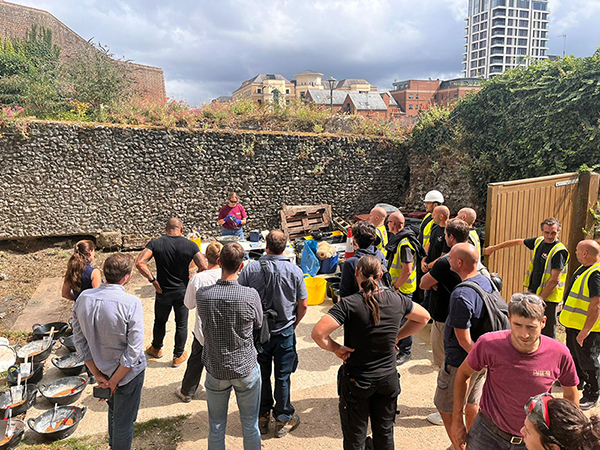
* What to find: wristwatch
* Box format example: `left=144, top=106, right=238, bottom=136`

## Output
left=149, top=277, right=156, bottom=283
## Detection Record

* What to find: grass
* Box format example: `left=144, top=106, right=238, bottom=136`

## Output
left=0, top=330, right=33, bottom=345
left=14, top=414, right=191, bottom=450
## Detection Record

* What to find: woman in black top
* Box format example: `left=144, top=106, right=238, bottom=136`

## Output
left=61, top=240, right=101, bottom=301
left=312, top=255, right=430, bottom=450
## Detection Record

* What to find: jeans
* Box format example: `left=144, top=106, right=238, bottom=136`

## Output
left=108, top=370, right=145, bottom=450
left=466, top=414, right=527, bottom=449
left=181, top=337, right=204, bottom=396
left=397, top=293, right=413, bottom=355
left=205, top=364, right=262, bottom=450
left=566, top=327, right=600, bottom=398
left=338, top=366, right=400, bottom=450
left=541, top=301, right=558, bottom=339
left=222, top=227, right=245, bottom=240
left=152, top=289, right=188, bottom=357
left=258, top=325, right=298, bottom=422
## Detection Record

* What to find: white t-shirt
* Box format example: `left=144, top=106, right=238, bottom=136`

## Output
left=184, top=268, right=222, bottom=345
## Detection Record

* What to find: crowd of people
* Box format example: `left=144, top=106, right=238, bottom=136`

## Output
left=60, top=190, right=600, bottom=450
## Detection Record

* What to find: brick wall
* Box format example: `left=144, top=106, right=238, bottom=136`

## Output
left=0, top=1, right=166, bottom=103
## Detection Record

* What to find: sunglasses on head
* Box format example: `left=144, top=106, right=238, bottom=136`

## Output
left=524, top=393, right=565, bottom=448
left=510, top=294, right=544, bottom=306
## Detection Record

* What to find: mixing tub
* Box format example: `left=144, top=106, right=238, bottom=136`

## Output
left=304, top=275, right=326, bottom=306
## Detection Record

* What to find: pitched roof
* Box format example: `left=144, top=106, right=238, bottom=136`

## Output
left=306, top=89, right=348, bottom=105
left=345, top=92, right=388, bottom=111
left=335, top=78, right=370, bottom=89
left=235, top=73, right=292, bottom=91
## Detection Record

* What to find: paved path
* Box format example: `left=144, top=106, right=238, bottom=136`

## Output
left=14, top=276, right=456, bottom=448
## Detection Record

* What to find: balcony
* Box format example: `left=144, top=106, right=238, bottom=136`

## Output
left=493, top=8, right=507, bottom=17
left=490, top=56, right=504, bottom=64
left=490, top=66, right=503, bottom=73
left=491, top=47, right=505, bottom=55
left=492, top=27, right=506, bottom=36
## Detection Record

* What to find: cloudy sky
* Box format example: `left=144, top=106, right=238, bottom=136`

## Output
left=10, top=0, right=600, bottom=105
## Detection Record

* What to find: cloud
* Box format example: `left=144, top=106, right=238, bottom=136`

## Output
left=9, top=0, right=600, bottom=103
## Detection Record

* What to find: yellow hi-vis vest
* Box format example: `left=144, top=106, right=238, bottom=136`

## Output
left=559, top=263, right=600, bottom=332
left=523, top=236, right=569, bottom=304
left=469, top=229, right=481, bottom=258
left=420, top=213, right=434, bottom=248
left=376, top=225, right=388, bottom=257
left=389, top=238, right=417, bottom=294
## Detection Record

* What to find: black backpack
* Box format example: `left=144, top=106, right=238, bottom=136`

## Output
left=455, top=280, right=510, bottom=335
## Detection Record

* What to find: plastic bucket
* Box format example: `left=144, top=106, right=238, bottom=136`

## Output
left=304, top=275, right=326, bottom=306
left=319, top=254, right=339, bottom=274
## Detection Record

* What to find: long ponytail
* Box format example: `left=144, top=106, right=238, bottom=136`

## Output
left=63, top=240, right=95, bottom=292
left=357, top=255, right=383, bottom=325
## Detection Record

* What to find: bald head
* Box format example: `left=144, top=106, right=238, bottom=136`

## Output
left=457, top=208, right=477, bottom=227
left=266, top=229, right=287, bottom=255
left=166, top=218, right=183, bottom=235
left=449, top=243, right=479, bottom=279
left=369, top=207, right=387, bottom=227
left=576, top=239, right=600, bottom=265
left=387, top=212, right=405, bottom=234
left=433, top=206, right=450, bottom=227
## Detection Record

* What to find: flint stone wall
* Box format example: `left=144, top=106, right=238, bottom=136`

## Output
left=0, top=122, right=412, bottom=240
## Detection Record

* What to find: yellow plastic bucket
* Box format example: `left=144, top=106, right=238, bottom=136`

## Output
left=190, top=237, right=202, bottom=248
left=304, top=275, right=326, bottom=306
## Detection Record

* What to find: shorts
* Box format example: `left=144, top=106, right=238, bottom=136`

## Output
left=433, top=363, right=486, bottom=414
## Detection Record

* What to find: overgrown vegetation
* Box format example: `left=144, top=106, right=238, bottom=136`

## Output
left=409, top=51, right=600, bottom=203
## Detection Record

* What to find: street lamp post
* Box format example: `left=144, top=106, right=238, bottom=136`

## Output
left=325, top=77, right=337, bottom=114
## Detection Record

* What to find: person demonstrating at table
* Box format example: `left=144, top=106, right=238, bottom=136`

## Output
left=217, top=191, right=248, bottom=239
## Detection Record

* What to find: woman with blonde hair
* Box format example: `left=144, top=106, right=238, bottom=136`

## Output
left=61, top=240, right=101, bottom=301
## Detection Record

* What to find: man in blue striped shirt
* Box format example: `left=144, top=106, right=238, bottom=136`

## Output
left=72, top=253, right=146, bottom=450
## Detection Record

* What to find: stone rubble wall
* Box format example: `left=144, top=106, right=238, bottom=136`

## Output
left=0, top=122, right=415, bottom=240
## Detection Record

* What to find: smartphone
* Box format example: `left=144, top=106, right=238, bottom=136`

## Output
left=93, top=387, right=111, bottom=399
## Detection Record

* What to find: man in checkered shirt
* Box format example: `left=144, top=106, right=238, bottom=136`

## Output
left=198, top=242, right=263, bottom=449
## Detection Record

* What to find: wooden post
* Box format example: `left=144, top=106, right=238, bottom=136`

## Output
left=571, top=171, right=600, bottom=277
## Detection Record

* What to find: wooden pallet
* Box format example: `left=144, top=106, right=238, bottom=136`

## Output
left=280, top=204, right=333, bottom=240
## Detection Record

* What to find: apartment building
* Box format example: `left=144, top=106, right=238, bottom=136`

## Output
left=232, top=74, right=296, bottom=106
left=463, top=0, right=550, bottom=78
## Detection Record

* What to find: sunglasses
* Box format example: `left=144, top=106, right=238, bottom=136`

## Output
left=510, top=294, right=544, bottom=306
left=524, top=393, right=565, bottom=448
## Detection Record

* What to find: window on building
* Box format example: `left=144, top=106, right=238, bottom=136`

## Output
left=480, top=30, right=487, bottom=38
left=519, top=19, right=528, bottom=27
left=519, top=10, right=529, bottom=18
left=472, top=42, right=479, bottom=50
left=481, top=21, right=488, bottom=29
left=409, top=94, right=413, bottom=99
left=482, top=12, right=488, bottom=20
left=540, top=31, right=547, bottom=38
left=258, top=99, right=262, bottom=105
left=507, top=28, right=514, bottom=35
left=493, top=8, right=506, bottom=16
left=517, top=47, right=527, bottom=55
left=506, top=56, right=513, bottom=63
left=540, top=49, right=546, bottom=56
left=492, top=28, right=505, bottom=36
left=508, top=19, right=514, bottom=25
left=509, top=0, right=515, bottom=5
left=454, top=91, right=459, bottom=98
left=416, top=94, right=419, bottom=99
left=479, top=49, right=487, bottom=57
left=285, top=89, right=290, bottom=94
left=409, top=105, right=413, bottom=110
left=533, top=1, right=547, bottom=10
left=518, top=38, right=527, bottom=45
left=541, top=13, right=548, bottom=20
left=257, top=88, right=262, bottom=94
left=507, top=37, right=513, bottom=44
left=491, top=0, right=506, bottom=7
left=516, top=0, right=529, bottom=7
left=491, top=37, right=505, bottom=45
left=518, top=29, right=528, bottom=36
left=508, top=9, right=515, bottom=16
left=471, top=51, right=478, bottom=59
left=474, top=24, right=480, bottom=32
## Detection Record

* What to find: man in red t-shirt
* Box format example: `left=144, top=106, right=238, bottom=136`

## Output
left=451, top=293, right=579, bottom=450
left=217, top=191, right=248, bottom=239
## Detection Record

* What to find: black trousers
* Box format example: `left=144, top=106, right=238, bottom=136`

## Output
left=338, top=366, right=400, bottom=450
left=152, top=289, right=188, bottom=357
left=180, top=336, right=204, bottom=396
left=541, top=302, right=559, bottom=339
left=566, top=327, right=600, bottom=398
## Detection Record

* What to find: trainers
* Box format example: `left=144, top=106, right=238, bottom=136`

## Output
left=275, top=413, right=300, bottom=438
left=176, top=388, right=192, bottom=403
left=426, top=412, right=444, bottom=426
left=259, top=412, right=271, bottom=435
left=146, top=344, right=163, bottom=359
left=580, top=395, right=599, bottom=411
left=172, top=351, right=188, bottom=368
left=396, top=352, right=412, bottom=366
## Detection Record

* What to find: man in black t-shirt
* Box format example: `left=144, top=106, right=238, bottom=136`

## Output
left=136, top=218, right=207, bottom=367
left=421, top=218, right=470, bottom=369
left=484, top=217, right=569, bottom=339
left=422, top=205, right=451, bottom=275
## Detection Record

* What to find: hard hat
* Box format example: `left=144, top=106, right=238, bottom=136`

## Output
left=424, top=190, right=444, bottom=204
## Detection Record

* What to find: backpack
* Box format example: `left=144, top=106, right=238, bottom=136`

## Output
left=253, top=259, right=280, bottom=353
left=455, top=279, right=510, bottom=335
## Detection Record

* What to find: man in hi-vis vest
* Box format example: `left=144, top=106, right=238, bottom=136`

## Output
left=483, top=217, right=569, bottom=339
left=559, top=239, right=600, bottom=411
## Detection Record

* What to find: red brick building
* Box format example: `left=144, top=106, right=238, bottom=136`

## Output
left=390, top=78, right=481, bottom=117
left=0, top=1, right=166, bottom=103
